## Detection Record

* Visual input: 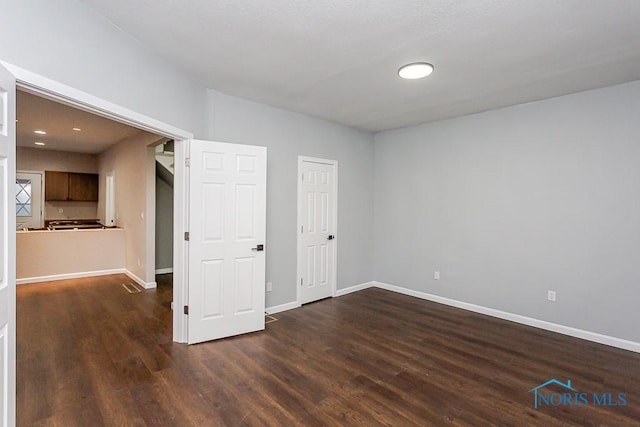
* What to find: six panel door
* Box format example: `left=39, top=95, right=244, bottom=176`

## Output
left=299, top=159, right=336, bottom=304
left=187, top=140, right=267, bottom=344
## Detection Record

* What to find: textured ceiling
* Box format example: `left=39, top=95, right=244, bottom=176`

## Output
left=78, top=0, right=640, bottom=132
left=17, top=90, right=145, bottom=154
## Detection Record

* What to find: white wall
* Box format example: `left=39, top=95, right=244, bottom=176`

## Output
left=98, top=131, right=162, bottom=286
left=0, top=0, right=208, bottom=138
left=208, top=90, right=375, bottom=308
left=374, top=80, right=640, bottom=343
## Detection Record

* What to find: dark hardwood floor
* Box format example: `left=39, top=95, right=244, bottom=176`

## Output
left=17, top=274, right=640, bottom=426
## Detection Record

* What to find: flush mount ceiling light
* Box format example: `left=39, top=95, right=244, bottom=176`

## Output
left=72, top=127, right=81, bottom=131
left=34, top=141, right=45, bottom=146
left=34, top=130, right=47, bottom=135
left=398, top=62, right=434, bottom=80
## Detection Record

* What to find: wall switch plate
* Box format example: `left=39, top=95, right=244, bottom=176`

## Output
left=434, top=271, right=440, bottom=280
left=58, top=208, right=64, bottom=213
left=547, top=290, right=556, bottom=302
left=266, top=282, right=272, bottom=292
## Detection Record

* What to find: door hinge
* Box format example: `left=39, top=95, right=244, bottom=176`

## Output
left=300, top=278, right=303, bottom=286
left=185, top=157, right=191, bottom=167
left=184, top=231, right=190, bottom=241
left=301, top=225, right=303, bottom=233
left=301, top=172, right=304, bottom=181
left=184, top=305, right=189, bottom=315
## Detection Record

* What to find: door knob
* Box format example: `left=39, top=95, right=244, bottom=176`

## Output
left=251, top=244, right=264, bottom=251
left=327, top=235, right=335, bottom=240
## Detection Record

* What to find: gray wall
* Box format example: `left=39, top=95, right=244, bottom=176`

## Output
left=0, top=0, right=208, bottom=137
left=374, top=80, right=640, bottom=343
left=155, top=175, right=174, bottom=270
left=1, top=0, right=375, bottom=309
left=6, top=0, right=638, bottom=345
left=208, top=91, right=374, bottom=308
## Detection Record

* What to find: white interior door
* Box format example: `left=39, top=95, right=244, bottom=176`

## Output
left=298, top=157, right=337, bottom=304
left=0, top=63, right=16, bottom=427
left=187, top=140, right=266, bottom=344
left=15, top=171, right=43, bottom=230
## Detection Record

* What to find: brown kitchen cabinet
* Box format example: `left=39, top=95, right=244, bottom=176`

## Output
left=44, top=171, right=69, bottom=201
left=45, top=171, right=99, bottom=202
left=69, top=173, right=98, bottom=201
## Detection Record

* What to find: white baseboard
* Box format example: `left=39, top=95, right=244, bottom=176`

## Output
left=335, top=281, right=374, bottom=297
left=266, top=301, right=301, bottom=315
left=265, top=281, right=374, bottom=314
left=17, top=269, right=159, bottom=290
left=155, top=268, right=173, bottom=274
left=125, top=270, right=157, bottom=289
left=17, top=268, right=126, bottom=285
left=373, top=281, right=640, bottom=354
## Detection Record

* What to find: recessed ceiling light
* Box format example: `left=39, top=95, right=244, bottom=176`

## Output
left=34, top=141, right=45, bottom=146
left=398, top=62, right=434, bottom=80
left=72, top=127, right=81, bottom=131
left=34, top=130, right=47, bottom=135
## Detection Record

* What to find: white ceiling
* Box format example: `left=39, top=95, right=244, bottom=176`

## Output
left=17, top=90, right=145, bottom=154
left=78, top=0, right=640, bottom=132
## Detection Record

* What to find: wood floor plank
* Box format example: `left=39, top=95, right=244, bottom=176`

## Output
left=17, top=274, right=640, bottom=425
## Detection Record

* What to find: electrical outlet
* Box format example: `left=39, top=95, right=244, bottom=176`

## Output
left=547, top=290, right=556, bottom=302
left=266, top=282, right=273, bottom=292
left=137, top=258, right=141, bottom=266
left=434, top=271, right=440, bottom=280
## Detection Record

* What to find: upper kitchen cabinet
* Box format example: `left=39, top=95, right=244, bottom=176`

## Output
left=69, top=173, right=99, bottom=201
left=45, top=171, right=99, bottom=202
left=44, top=171, right=69, bottom=201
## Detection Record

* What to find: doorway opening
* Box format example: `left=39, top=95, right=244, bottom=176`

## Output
left=155, top=140, right=174, bottom=277
left=15, top=89, right=165, bottom=288
left=9, top=65, right=193, bottom=343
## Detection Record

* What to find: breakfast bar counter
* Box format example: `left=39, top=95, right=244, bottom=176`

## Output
left=17, top=227, right=125, bottom=284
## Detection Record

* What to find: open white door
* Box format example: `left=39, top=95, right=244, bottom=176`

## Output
left=0, top=64, right=16, bottom=427
left=187, top=140, right=266, bottom=344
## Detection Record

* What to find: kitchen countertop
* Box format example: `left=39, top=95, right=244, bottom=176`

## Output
left=17, top=227, right=120, bottom=233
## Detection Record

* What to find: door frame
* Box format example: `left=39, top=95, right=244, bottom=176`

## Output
left=2, top=61, right=193, bottom=343
left=296, top=155, right=338, bottom=305
left=15, top=170, right=44, bottom=229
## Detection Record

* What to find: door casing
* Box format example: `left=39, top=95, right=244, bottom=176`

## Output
left=2, top=61, right=193, bottom=343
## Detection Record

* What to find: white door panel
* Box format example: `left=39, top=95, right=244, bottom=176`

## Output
left=0, top=63, right=16, bottom=427
left=188, top=140, right=266, bottom=344
left=298, top=158, right=337, bottom=304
